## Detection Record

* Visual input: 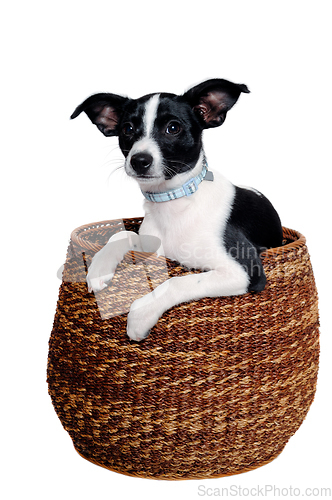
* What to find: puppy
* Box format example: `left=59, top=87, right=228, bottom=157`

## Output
left=71, top=79, right=283, bottom=341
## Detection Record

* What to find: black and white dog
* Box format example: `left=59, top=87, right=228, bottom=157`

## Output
left=71, top=79, right=283, bottom=341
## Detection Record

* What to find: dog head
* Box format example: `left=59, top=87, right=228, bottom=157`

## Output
left=71, top=79, right=249, bottom=189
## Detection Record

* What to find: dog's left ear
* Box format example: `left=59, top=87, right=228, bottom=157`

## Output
left=183, top=79, right=250, bottom=128
left=70, top=93, right=129, bottom=136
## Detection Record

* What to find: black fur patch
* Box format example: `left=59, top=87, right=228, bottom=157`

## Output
left=223, top=224, right=266, bottom=292
left=152, top=95, right=203, bottom=178
left=223, top=186, right=283, bottom=292
left=228, top=187, right=283, bottom=249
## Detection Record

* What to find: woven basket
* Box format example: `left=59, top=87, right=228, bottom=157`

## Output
left=47, top=218, right=319, bottom=480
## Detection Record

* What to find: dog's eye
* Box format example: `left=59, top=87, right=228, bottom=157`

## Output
left=122, top=123, right=135, bottom=136
left=165, top=121, right=182, bottom=135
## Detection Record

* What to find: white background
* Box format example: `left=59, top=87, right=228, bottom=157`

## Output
left=2, top=1, right=331, bottom=498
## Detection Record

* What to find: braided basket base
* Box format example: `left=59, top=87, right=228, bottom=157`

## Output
left=47, top=219, right=319, bottom=480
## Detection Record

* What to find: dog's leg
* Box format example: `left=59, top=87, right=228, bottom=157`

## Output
left=127, top=259, right=250, bottom=341
left=87, top=231, right=161, bottom=292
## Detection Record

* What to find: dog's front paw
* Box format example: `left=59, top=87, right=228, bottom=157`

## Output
left=127, top=294, right=160, bottom=342
left=86, top=253, right=115, bottom=293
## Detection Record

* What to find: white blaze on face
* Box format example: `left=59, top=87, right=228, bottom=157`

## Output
left=143, top=94, right=160, bottom=137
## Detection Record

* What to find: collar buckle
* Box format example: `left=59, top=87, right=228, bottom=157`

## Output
left=182, top=177, right=199, bottom=197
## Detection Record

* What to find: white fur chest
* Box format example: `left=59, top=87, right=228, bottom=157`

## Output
left=139, top=172, right=235, bottom=270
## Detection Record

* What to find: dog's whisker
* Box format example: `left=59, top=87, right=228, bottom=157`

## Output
left=101, top=145, right=121, bottom=154
left=99, top=157, right=125, bottom=170
left=167, top=159, right=193, bottom=169
left=162, top=159, right=195, bottom=176
left=105, top=164, right=126, bottom=185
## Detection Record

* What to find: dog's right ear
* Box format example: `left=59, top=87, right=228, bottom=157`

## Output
left=183, top=79, right=250, bottom=129
left=70, top=93, right=129, bottom=137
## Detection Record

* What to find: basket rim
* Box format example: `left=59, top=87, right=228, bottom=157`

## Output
left=70, top=217, right=306, bottom=258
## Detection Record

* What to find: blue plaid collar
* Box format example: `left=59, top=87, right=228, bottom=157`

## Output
left=141, top=162, right=213, bottom=203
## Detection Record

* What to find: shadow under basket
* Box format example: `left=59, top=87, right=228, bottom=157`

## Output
left=47, top=218, right=320, bottom=480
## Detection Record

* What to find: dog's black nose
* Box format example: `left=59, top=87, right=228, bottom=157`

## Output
left=130, top=153, right=153, bottom=175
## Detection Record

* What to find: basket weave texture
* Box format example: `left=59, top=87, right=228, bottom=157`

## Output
left=48, top=218, right=319, bottom=480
